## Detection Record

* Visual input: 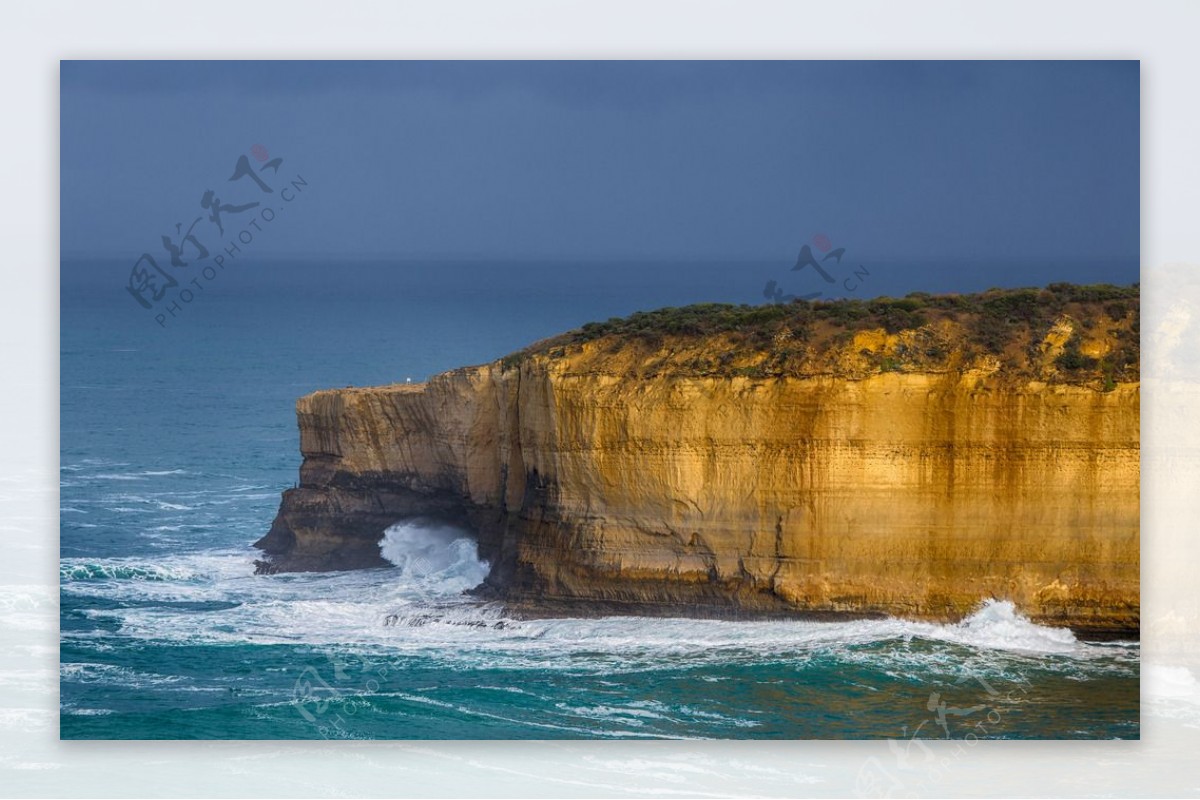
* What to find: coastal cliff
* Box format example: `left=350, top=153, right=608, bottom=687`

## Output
left=255, top=285, right=1140, bottom=637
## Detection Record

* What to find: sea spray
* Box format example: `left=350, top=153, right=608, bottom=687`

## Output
left=377, top=519, right=489, bottom=596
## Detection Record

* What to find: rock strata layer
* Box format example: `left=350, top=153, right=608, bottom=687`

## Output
left=256, top=291, right=1140, bottom=637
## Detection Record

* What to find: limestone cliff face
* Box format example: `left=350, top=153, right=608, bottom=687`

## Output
left=256, top=294, right=1140, bottom=637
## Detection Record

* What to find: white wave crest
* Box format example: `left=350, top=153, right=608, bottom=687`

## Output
left=61, top=540, right=1130, bottom=683
left=378, top=519, right=490, bottom=597
left=61, top=560, right=201, bottom=583
left=920, top=599, right=1080, bottom=654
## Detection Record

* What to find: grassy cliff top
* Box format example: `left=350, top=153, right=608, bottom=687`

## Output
left=503, top=283, right=1139, bottom=387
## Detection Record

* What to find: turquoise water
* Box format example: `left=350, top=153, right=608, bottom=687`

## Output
left=60, top=259, right=1139, bottom=739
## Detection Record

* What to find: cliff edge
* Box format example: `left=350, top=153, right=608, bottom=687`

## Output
left=255, top=284, right=1140, bottom=637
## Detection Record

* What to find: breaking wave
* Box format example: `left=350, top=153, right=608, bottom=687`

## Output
left=60, top=535, right=1129, bottom=678
left=377, top=519, right=489, bottom=596
left=60, top=560, right=203, bottom=583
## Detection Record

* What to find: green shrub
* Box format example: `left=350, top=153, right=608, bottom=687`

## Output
left=530, top=283, right=1138, bottom=380
left=1054, top=336, right=1098, bottom=371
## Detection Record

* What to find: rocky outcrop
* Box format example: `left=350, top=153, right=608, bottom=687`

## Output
left=256, top=288, right=1140, bottom=637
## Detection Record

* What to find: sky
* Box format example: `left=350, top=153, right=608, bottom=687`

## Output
left=60, top=60, right=1139, bottom=268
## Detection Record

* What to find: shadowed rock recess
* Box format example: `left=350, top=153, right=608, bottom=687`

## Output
left=255, top=284, right=1140, bottom=637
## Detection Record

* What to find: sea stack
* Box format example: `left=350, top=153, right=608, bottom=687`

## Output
left=255, top=284, right=1140, bottom=638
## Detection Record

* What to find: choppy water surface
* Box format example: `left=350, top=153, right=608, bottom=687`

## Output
left=60, top=260, right=1139, bottom=739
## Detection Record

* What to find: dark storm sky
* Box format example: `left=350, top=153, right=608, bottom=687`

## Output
left=60, top=60, right=1139, bottom=268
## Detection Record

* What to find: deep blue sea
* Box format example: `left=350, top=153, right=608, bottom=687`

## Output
left=60, top=257, right=1139, bottom=740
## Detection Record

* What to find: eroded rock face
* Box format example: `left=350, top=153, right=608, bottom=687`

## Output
left=256, top=322, right=1140, bottom=637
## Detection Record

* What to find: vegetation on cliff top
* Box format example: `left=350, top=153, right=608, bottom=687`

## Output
left=501, top=283, right=1139, bottom=386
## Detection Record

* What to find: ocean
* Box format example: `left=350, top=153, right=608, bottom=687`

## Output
left=60, top=258, right=1140, bottom=740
